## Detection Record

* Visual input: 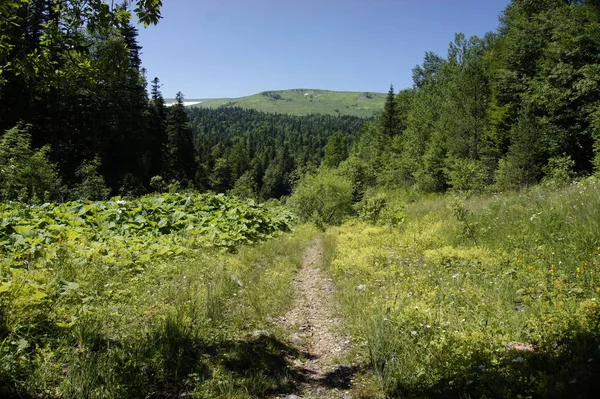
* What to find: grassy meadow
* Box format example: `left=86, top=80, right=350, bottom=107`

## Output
left=170, top=89, right=386, bottom=117
left=324, top=177, right=600, bottom=397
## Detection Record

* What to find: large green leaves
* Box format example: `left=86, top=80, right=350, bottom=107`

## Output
left=0, top=193, right=294, bottom=268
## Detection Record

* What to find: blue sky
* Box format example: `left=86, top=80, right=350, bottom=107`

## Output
left=136, top=0, right=510, bottom=99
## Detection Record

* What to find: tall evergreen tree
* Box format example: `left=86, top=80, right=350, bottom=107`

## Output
left=164, top=92, right=196, bottom=185
left=381, top=84, right=399, bottom=137
left=148, top=77, right=168, bottom=179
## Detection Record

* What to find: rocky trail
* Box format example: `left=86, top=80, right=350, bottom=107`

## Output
left=274, top=239, right=358, bottom=399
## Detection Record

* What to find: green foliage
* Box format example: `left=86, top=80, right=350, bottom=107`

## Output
left=228, top=171, right=259, bottom=200
left=288, top=168, right=354, bottom=227
left=495, top=105, right=548, bottom=190
left=339, top=155, right=376, bottom=202
left=1, top=5, right=162, bottom=198
left=149, top=175, right=166, bottom=193
left=0, top=125, right=60, bottom=203
left=0, top=0, right=161, bottom=88
left=72, top=158, right=111, bottom=201
left=447, top=158, right=489, bottom=193
left=353, top=188, right=407, bottom=226
left=355, top=191, right=387, bottom=223
left=209, top=158, right=232, bottom=193
left=322, top=131, right=349, bottom=168
left=449, top=196, right=479, bottom=247
left=542, top=154, right=576, bottom=187
left=0, top=192, right=304, bottom=398
left=0, top=193, right=294, bottom=269
left=592, top=106, right=600, bottom=172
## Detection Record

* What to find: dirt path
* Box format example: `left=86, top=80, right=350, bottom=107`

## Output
left=276, top=238, right=356, bottom=399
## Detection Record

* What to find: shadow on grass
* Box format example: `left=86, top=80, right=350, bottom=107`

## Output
left=206, top=334, right=361, bottom=396
left=0, top=321, right=362, bottom=398
left=317, top=364, right=361, bottom=390
left=215, top=332, right=314, bottom=395
left=386, top=331, right=600, bottom=399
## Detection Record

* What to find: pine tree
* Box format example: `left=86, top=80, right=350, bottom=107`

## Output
left=164, top=92, right=196, bottom=186
left=148, top=77, right=168, bottom=179
left=381, top=84, right=399, bottom=137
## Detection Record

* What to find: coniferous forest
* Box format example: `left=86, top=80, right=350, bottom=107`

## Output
left=2, top=0, right=600, bottom=398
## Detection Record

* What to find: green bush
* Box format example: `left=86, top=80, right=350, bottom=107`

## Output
left=447, top=157, right=489, bottom=193
left=355, top=192, right=387, bottom=223
left=288, top=167, right=354, bottom=227
left=72, top=157, right=111, bottom=200
left=541, top=154, right=576, bottom=187
left=0, top=124, right=61, bottom=203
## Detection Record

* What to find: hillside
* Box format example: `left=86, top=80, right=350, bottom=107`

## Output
left=165, top=88, right=386, bottom=117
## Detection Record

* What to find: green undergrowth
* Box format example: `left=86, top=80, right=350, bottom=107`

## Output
left=326, top=177, right=600, bottom=398
left=0, top=193, right=311, bottom=398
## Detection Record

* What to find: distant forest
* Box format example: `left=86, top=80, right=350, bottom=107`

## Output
left=1, top=0, right=600, bottom=202
left=188, top=107, right=364, bottom=199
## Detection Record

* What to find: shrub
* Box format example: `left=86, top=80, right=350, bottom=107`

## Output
left=149, top=175, right=166, bottom=193
left=447, top=158, right=489, bottom=193
left=72, top=158, right=111, bottom=200
left=355, top=192, right=387, bottom=223
left=541, top=154, right=576, bottom=187
left=288, top=168, right=353, bottom=227
left=0, top=124, right=61, bottom=203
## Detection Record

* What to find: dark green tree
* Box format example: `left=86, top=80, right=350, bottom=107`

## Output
left=164, top=92, right=196, bottom=185
left=147, top=77, right=168, bottom=178
left=381, top=84, right=399, bottom=137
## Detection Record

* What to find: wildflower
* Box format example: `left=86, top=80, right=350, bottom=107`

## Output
left=411, top=330, right=417, bottom=336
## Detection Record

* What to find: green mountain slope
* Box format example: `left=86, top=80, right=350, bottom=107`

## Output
left=166, top=88, right=386, bottom=117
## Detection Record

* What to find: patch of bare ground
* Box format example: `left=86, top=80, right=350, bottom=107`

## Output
left=273, top=238, right=358, bottom=399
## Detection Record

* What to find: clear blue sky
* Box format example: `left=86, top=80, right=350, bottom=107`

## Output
left=136, top=0, right=510, bottom=99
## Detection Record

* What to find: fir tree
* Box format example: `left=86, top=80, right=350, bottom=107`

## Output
left=381, top=84, right=399, bottom=137
left=164, top=92, right=196, bottom=185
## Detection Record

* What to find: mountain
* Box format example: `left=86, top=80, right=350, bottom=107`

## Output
left=165, top=88, right=386, bottom=117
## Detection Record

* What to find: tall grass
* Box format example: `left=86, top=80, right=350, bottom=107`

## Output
left=326, top=177, right=600, bottom=397
left=0, top=226, right=318, bottom=398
